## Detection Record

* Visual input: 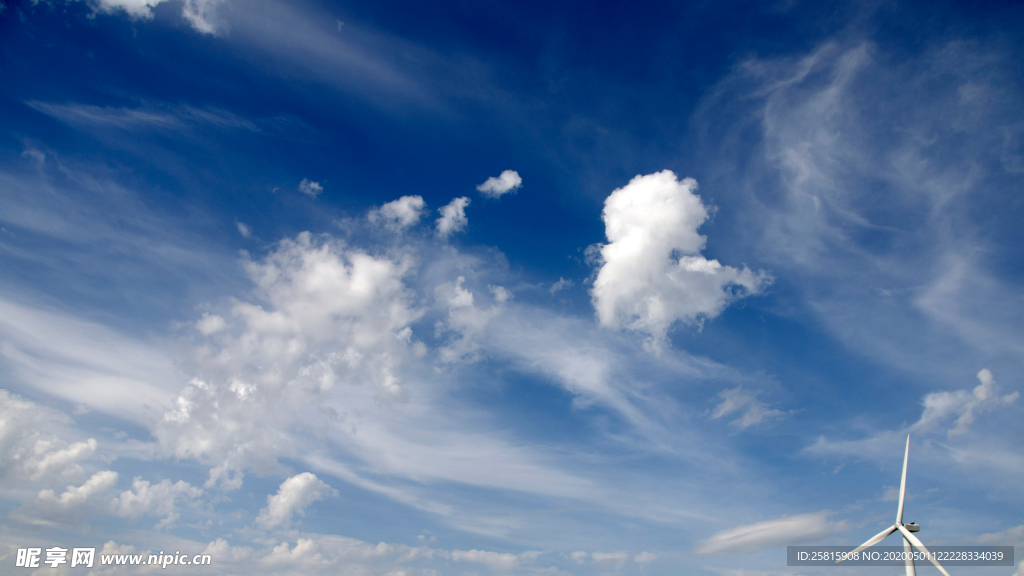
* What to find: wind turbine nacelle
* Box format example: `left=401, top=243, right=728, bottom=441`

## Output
left=905, top=522, right=920, bottom=532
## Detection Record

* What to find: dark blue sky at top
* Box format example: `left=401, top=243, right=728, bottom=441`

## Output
left=1, top=0, right=1018, bottom=305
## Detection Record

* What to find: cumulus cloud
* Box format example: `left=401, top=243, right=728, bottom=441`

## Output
left=476, top=170, right=522, bottom=198
left=299, top=178, right=324, bottom=197
left=91, top=0, right=164, bottom=18
left=181, top=0, right=224, bottom=34
left=113, top=476, right=203, bottom=529
left=0, top=390, right=105, bottom=490
left=0, top=390, right=135, bottom=527
left=368, top=195, right=426, bottom=230
left=808, top=371, right=1020, bottom=472
left=436, top=197, right=470, bottom=237
left=149, top=229, right=604, bottom=519
left=711, top=387, right=786, bottom=428
left=693, top=510, right=849, bottom=556
left=591, top=551, right=628, bottom=567
left=256, top=472, right=337, bottom=529
left=37, top=470, right=119, bottom=508
left=196, top=532, right=547, bottom=575
left=203, top=538, right=256, bottom=562
left=448, top=549, right=520, bottom=569
left=634, top=551, right=657, bottom=564
left=915, top=369, right=1018, bottom=437
left=30, top=439, right=99, bottom=481
left=236, top=221, right=252, bottom=238
left=88, top=0, right=222, bottom=34
left=434, top=277, right=510, bottom=363
left=550, top=277, right=574, bottom=294
left=157, top=232, right=423, bottom=488
left=591, top=171, right=769, bottom=351
left=195, top=312, right=226, bottom=335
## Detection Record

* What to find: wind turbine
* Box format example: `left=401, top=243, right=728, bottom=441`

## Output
left=837, top=435, right=950, bottom=576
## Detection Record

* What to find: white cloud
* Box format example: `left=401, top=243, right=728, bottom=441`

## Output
left=693, top=510, right=849, bottom=556
left=809, top=371, right=1021, bottom=472
left=157, top=232, right=423, bottom=486
left=88, top=0, right=222, bottom=34
left=256, top=472, right=337, bottom=529
left=368, top=195, right=426, bottom=230
left=969, top=524, right=1024, bottom=546
left=436, top=197, right=470, bottom=238
left=27, top=101, right=260, bottom=132
left=915, top=369, right=1018, bottom=437
left=591, top=171, right=769, bottom=351
left=476, top=305, right=751, bottom=452
left=434, top=277, right=510, bottom=363
left=634, top=551, right=657, bottom=564
left=182, top=532, right=548, bottom=575
left=195, top=312, right=227, bottom=335
left=0, top=390, right=138, bottom=527
left=476, top=170, right=522, bottom=198
left=38, top=470, right=119, bottom=508
left=591, top=551, right=627, bottom=566
left=711, top=387, right=786, bottom=428
left=203, top=538, right=256, bottom=562
left=181, top=0, right=224, bottom=34
left=550, top=277, right=574, bottom=294
left=138, top=229, right=611, bottom=531
left=969, top=525, right=1024, bottom=576
left=0, top=389, right=101, bottom=488
left=30, top=439, right=98, bottom=481
left=448, top=549, right=520, bottom=569
left=91, top=0, right=164, bottom=19
left=259, top=534, right=432, bottom=571
left=299, top=179, right=324, bottom=197
left=0, top=297, right=178, bottom=426
left=699, top=40, right=1024, bottom=386
left=113, top=476, right=203, bottom=529
left=236, top=221, right=252, bottom=238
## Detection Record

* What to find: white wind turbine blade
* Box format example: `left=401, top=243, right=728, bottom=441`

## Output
left=836, top=525, right=898, bottom=563
left=897, top=524, right=952, bottom=576
left=903, top=533, right=916, bottom=576
left=897, top=434, right=910, bottom=524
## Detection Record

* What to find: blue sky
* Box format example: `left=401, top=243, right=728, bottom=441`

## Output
left=1, top=0, right=1023, bottom=574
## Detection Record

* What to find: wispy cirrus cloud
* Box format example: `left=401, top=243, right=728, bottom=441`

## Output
left=27, top=101, right=260, bottom=133
left=693, top=510, right=850, bottom=556
left=711, top=387, right=787, bottom=429
left=698, top=39, right=1024, bottom=384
